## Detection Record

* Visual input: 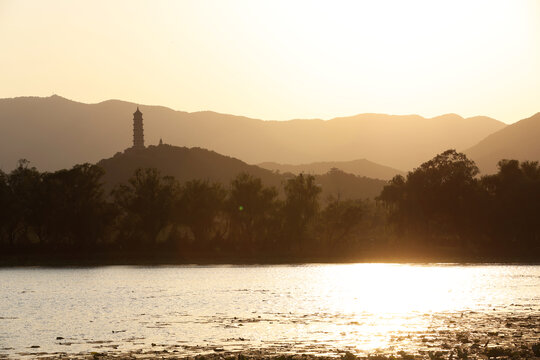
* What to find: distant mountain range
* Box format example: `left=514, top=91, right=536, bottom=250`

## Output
left=258, top=159, right=405, bottom=180
left=98, top=145, right=386, bottom=201
left=0, top=95, right=507, bottom=173
left=465, top=112, right=540, bottom=174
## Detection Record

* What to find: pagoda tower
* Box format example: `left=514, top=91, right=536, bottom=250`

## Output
left=132, top=107, right=145, bottom=149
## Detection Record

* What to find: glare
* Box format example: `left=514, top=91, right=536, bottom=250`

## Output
left=317, top=264, right=483, bottom=352
left=332, top=264, right=460, bottom=313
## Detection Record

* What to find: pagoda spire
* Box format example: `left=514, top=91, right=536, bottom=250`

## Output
left=132, top=107, right=145, bottom=149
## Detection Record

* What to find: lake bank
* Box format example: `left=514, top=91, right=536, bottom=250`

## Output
left=2, top=248, right=540, bottom=267
left=5, top=311, right=540, bottom=358
left=8, top=333, right=540, bottom=360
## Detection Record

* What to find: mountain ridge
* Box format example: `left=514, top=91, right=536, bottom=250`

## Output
left=465, top=112, right=540, bottom=174
left=258, top=159, right=405, bottom=180
left=0, top=95, right=506, bottom=172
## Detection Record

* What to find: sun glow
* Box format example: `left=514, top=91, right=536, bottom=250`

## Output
left=316, top=264, right=491, bottom=352
left=0, top=0, right=539, bottom=122
left=327, top=264, right=467, bottom=314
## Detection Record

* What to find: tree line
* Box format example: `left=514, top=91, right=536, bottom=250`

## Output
left=378, top=150, right=540, bottom=260
left=0, top=160, right=370, bottom=263
left=1, top=150, right=539, bottom=264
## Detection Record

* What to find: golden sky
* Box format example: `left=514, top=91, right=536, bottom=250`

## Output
left=0, top=0, right=539, bottom=123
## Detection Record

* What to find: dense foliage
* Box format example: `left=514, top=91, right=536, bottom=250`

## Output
left=0, top=161, right=378, bottom=263
left=378, top=150, right=540, bottom=260
left=1, top=150, right=539, bottom=264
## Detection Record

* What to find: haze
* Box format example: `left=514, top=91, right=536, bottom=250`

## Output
left=1, top=0, right=539, bottom=123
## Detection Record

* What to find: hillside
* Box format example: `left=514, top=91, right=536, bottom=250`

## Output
left=0, top=95, right=505, bottom=172
left=466, top=112, right=540, bottom=174
left=314, top=168, right=387, bottom=201
left=97, top=144, right=386, bottom=201
left=97, top=144, right=283, bottom=191
left=258, top=159, right=404, bottom=180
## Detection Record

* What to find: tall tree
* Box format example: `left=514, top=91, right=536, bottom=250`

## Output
left=40, top=164, right=112, bottom=249
left=319, top=198, right=364, bottom=250
left=113, top=168, right=178, bottom=249
left=227, top=173, right=279, bottom=252
left=481, top=160, right=540, bottom=253
left=379, top=150, right=481, bottom=243
left=5, top=160, right=42, bottom=247
left=282, top=174, right=321, bottom=249
left=0, top=169, right=11, bottom=247
left=176, top=179, right=226, bottom=249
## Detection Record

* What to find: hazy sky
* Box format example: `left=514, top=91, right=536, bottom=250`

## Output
left=1, top=0, right=539, bottom=123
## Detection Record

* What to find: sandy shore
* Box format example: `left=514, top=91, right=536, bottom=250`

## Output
left=4, top=313, right=540, bottom=359
left=5, top=346, right=540, bottom=360
left=3, top=312, right=540, bottom=359
left=6, top=338, right=540, bottom=360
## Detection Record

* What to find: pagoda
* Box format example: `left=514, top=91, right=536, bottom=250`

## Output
left=132, top=107, right=145, bottom=149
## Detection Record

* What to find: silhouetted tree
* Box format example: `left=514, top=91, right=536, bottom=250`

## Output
left=5, top=160, right=42, bottom=247
left=39, top=164, right=113, bottom=249
left=481, top=160, right=540, bottom=254
left=0, top=169, right=10, bottom=247
left=176, top=179, right=226, bottom=249
left=226, top=173, right=279, bottom=252
left=282, top=174, right=321, bottom=249
left=379, top=150, right=481, bottom=245
left=113, top=168, right=178, bottom=249
left=319, top=198, right=364, bottom=250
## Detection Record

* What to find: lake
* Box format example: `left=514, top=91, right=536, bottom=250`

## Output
left=1, top=264, right=539, bottom=358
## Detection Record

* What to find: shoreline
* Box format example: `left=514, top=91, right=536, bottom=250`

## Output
left=4, top=312, right=540, bottom=360
left=2, top=261, right=540, bottom=268
left=6, top=342, right=540, bottom=360
left=2, top=253, right=540, bottom=268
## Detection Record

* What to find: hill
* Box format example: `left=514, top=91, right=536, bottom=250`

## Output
left=97, top=145, right=386, bottom=201
left=466, top=112, right=540, bottom=174
left=0, top=95, right=505, bottom=172
left=97, top=144, right=283, bottom=191
left=258, top=159, right=404, bottom=180
left=314, top=168, right=387, bottom=201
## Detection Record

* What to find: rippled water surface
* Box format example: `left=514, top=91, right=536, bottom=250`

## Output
left=1, top=264, right=540, bottom=358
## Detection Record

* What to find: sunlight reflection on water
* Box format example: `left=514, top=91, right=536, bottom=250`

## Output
left=1, top=264, right=539, bottom=358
